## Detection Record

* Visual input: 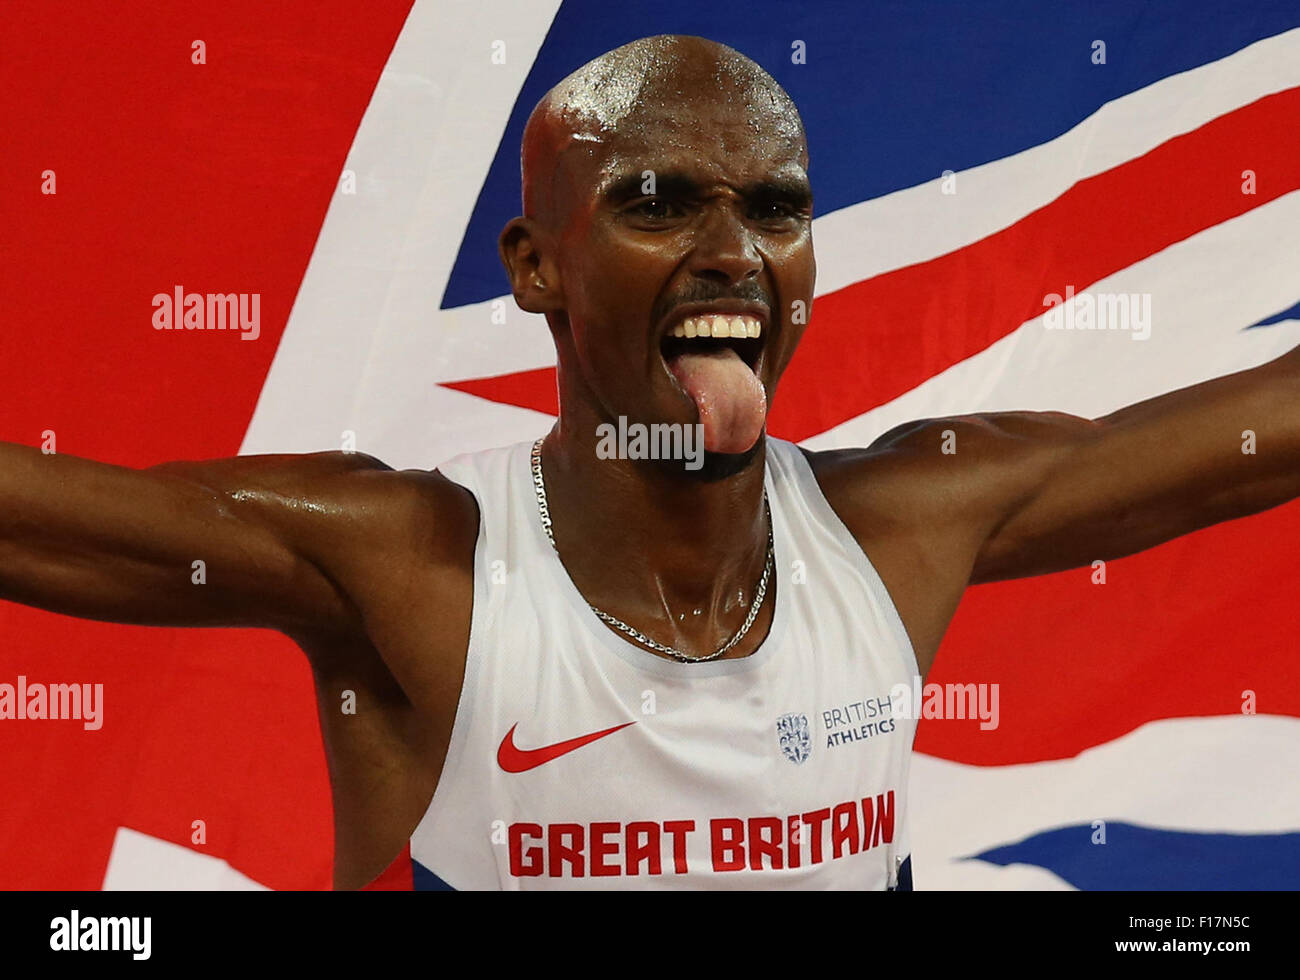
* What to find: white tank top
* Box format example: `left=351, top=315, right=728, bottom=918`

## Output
left=412, top=436, right=920, bottom=890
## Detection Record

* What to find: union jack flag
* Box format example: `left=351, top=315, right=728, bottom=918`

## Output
left=3, top=0, right=1299, bottom=889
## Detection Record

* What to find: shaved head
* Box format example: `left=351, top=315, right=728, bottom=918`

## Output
left=521, top=35, right=807, bottom=230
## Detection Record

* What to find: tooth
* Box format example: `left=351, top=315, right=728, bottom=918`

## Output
left=684, top=318, right=697, bottom=338
left=672, top=323, right=686, bottom=338
left=748, top=320, right=760, bottom=338
left=710, top=316, right=729, bottom=338
left=730, top=317, right=747, bottom=338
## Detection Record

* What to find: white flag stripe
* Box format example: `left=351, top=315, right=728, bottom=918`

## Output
left=807, top=188, right=1300, bottom=451
left=910, top=715, right=1300, bottom=889
left=917, top=861, right=1075, bottom=891
left=244, top=0, right=561, bottom=456
left=102, top=827, right=271, bottom=890
left=367, top=383, right=554, bottom=472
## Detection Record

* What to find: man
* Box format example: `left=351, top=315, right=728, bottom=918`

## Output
left=2, top=34, right=1297, bottom=889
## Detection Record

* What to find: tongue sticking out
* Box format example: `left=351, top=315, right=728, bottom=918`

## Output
left=667, top=347, right=767, bottom=455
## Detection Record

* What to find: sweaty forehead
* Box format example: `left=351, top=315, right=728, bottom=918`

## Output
left=596, top=96, right=804, bottom=164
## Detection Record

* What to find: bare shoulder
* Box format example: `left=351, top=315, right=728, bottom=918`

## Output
left=152, top=449, right=481, bottom=640
left=278, top=451, right=479, bottom=559
left=156, top=449, right=480, bottom=560
left=796, top=412, right=1098, bottom=673
left=803, top=411, right=1098, bottom=534
left=798, top=420, right=987, bottom=591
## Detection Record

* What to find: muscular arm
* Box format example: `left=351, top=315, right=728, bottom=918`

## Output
left=870, top=346, right=1300, bottom=584
left=810, top=348, right=1299, bottom=675
left=0, top=442, right=424, bottom=637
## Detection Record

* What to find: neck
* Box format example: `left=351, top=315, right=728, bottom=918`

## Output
left=537, top=408, right=771, bottom=654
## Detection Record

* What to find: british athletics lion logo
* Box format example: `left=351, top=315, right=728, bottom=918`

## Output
left=776, top=713, right=812, bottom=765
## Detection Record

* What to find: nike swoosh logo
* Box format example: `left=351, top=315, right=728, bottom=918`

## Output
left=497, top=720, right=636, bottom=773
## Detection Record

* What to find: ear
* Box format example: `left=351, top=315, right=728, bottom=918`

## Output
left=499, top=217, right=565, bottom=316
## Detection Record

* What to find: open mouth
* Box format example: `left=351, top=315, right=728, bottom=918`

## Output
left=658, top=313, right=770, bottom=455
left=659, top=314, right=764, bottom=372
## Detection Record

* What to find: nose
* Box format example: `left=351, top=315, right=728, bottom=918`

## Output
left=687, top=203, right=762, bottom=285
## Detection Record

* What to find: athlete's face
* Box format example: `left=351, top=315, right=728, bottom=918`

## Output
left=518, top=87, right=815, bottom=459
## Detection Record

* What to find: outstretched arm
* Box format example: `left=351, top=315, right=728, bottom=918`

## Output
left=870, top=346, right=1300, bottom=584
left=0, top=443, right=407, bottom=636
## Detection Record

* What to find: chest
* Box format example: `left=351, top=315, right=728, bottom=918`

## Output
left=445, top=593, right=916, bottom=885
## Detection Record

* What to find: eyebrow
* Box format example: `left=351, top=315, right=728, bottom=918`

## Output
left=599, top=169, right=813, bottom=210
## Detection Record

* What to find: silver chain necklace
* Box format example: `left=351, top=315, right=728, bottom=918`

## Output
left=530, top=437, right=773, bottom=663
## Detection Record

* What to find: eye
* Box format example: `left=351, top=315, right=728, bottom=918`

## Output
left=628, top=197, right=682, bottom=220
left=750, top=200, right=800, bottom=224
